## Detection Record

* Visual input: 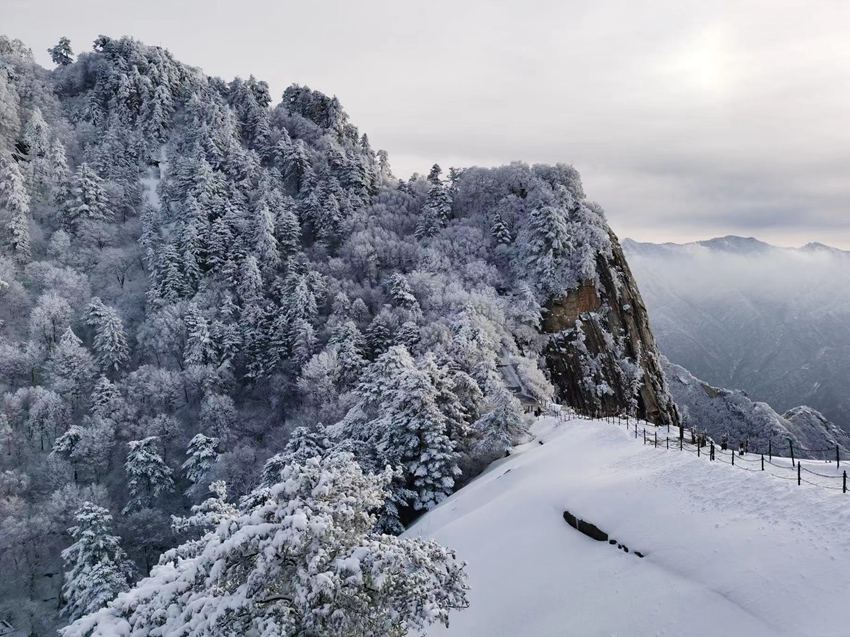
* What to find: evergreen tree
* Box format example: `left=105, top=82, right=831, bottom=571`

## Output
left=48, top=36, right=74, bottom=66
left=182, top=433, right=220, bottom=495
left=62, top=454, right=467, bottom=637
left=387, top=273, right=419, bottom=311
left=366, top=308, right=394, bottom=358
left=290, top=317, right=316, bottom=366
left=86, top=297, right=130, bottom=373
left=490, top=210, right=512, bottom=245
left=415, top=164, right=452, bottom=238
left=423, top=354, right=472, bottom=443
left=517, top=201, right=573, bottom=297
left=0, top=153, right=31, bottom=262
left=251, top=201, right=279, bottom=272
left=275, top=202, right=301, bottom=258
left=61, top=163, right=111, bottom=233
left=90, top=375, right=123, bottom=419
left=123, top=436, right=175, bottom=513
left=61, top=502, right=133, bottom=621
left=46, top=327, right=97, bottom=403
left=358, top=346, right=460, bottom=512
left=473, top=388, right=527, bottom=460
left=330, top=320, right=367, bottom=386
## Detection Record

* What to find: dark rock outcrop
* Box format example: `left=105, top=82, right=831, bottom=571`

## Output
left=543, top=231, right=680, bottom=426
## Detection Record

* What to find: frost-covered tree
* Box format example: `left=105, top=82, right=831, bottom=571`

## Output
left=473, top=388, right=528, bottom=460
left=0, top=153, right=31, bottom=262
left=387, top=272, right=419, bottom=311
left=517, top=202, right=573, bottom=298
left=182, top=433, right=220, bottom=495
left=90, top=375, right=123, bottom=419
left=415, top=163, right=453, bottom=239
left=330, top=319, right=367, bottom=386
left=29, top=292, right=74, bottom=352
left=61, top=164, right=111, bottom=233
left=62, top=453, right=468, bottom=637
left=61, top=502, right=133, bottom=621
left=199, top=392, right=236, bottom=440
left=46, top=328, right=96, bottom=403
left=123, top=436, right=174, bottom=513
left=357, top=345, right=460, bottom=512
left=48, top=36, right=74, bottom=65
left=86, top=297, right=129, bottom=373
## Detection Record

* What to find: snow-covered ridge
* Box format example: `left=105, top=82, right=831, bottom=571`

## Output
left=664, top=358, right=850, bottom=458
left=407, top=416, right=850, bottom=637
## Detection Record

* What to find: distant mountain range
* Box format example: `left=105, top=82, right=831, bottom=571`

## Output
left=622, top=235, right=850, bottom=430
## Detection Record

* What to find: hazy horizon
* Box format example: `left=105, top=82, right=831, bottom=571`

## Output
left=5, top=0, right=850, bottom=248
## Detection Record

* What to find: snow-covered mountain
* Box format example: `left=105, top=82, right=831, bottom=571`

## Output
left=664, top=358, right=850, bottom=457
left=622, top=236, right=850, bottom=429
left=408, top=416, right=850, bottom=637
left=0, top=34, right=678, bottom=634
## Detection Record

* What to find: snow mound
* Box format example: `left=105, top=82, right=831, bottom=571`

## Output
left=406, top=416, right=850, bottom=637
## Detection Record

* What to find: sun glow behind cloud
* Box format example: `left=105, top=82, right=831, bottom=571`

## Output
left=660, top=26, right=738, bottom=100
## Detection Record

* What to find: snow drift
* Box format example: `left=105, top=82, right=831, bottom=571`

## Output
left=407, top=416, right=850, bottom=637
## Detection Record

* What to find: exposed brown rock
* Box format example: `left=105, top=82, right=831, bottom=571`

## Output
left=542, top=231, right=680, bottom=426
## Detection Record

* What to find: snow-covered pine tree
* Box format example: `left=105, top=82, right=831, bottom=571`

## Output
left=62, top=453, right=468, bottom=637
left=46, top=327, right=96, bottom=404
left=387, top=272, right=419, bottom=311
left=61, top=163, right=111, bottom=234
left=358, top=345, right=461, bottom=512
left=330, top=320, right=367, bottom=387
left=48, top=36, right=74, bottom=66
left=61, top=502, right=133, bottom=621
left=86, top=297, right=130, bottom=373
left=366, top=308, right=394, bottom=358
left=123, top=436, right=174, bottom=513
left=415, top=163, right=452, bottom=238
left=0, top=152, right=31, bottom=262
left=490, top=210, right=512, bottom=245
left=182, top=433, right=220, bottom=495
left=473, top=387, right=528, bottom=460
left=90, top=375, right=122, bottom=419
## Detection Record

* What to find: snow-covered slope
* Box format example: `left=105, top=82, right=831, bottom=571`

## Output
left=406, top=417, right=850, bottom=637
left=664, top=358, right=850, bottom=457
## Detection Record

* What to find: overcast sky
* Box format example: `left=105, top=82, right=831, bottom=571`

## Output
left=5, top=0, right=850, bottom=247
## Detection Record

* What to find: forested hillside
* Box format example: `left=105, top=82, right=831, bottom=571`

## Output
left=0, top=34, right=675, bottom=634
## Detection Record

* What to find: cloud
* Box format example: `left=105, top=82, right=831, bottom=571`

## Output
left=5, top=0, right=850, bottom=246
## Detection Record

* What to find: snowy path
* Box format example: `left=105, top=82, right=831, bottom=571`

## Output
left=406, top=417, right=850, bottom=637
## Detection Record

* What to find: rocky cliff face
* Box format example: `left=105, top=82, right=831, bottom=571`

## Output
left=542, top=231, right=680, bottom=426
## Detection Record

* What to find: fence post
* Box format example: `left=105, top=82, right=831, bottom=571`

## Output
left=634, top=423, right=637, bottom=439
left=697, top=442, right=700, bottom=458
left=710, top=442, right=715, bottom=461
left=732, top=450, right=735, bottom=466
left=789, top=440, right=795, bottom=467
left=680, top=436, right=683, bottom=451
left=643, top=429, right=646, bottom=445
left=761, top=454, right=764, bottom=471
left=666, top=437, right=669, bottom=450
left=654, top=431, right=657, bottom=448
left=769, top=439, right=772, bottom=461
left=837, top=445, right=840, bottom=469
left=844, top=471, right=847, bottom=494
left=797, top=462, right=801, bottom=486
